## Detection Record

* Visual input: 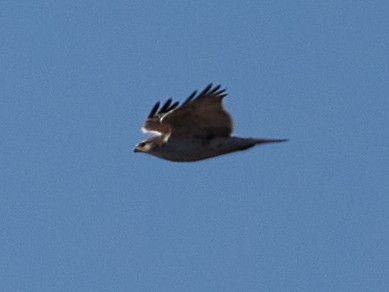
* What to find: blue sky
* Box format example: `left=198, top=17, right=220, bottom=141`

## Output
left=1, top=1, right=388, bottom=291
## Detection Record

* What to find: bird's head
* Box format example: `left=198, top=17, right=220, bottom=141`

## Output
left=134, top=140, right=157, bottom=153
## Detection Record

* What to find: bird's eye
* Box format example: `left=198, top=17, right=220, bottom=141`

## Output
left=138, top=142, right=148, bottom=148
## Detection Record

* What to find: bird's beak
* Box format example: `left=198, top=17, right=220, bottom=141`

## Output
left=133, top=147, right=139, bottom=153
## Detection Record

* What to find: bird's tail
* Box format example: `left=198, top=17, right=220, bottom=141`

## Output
left=253, top=138, right=288, bottom=145
left=228, top=137, right=288, bottom=152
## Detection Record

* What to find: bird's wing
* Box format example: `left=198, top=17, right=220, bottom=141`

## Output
left=142, top=97, right=179, bottom=137
left=142, top=84, right=233, bottom=139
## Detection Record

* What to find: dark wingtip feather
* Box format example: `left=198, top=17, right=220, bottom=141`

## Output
left=170, top=101, right=180, bottom=110
left=197, top=83, right=228, bottom=99
left=148, top=101, right=160, bottom=118
left=209, top=84, right=221, bottom=94
left=159, top=98, right=173, bottom=113
left=198, top=83, right=213, bottom=98
left=182, top=90, right=197, bottom=105
left=213, top=86, right=226, bottom=98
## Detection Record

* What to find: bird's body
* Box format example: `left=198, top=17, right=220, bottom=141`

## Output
left=139, top=136, right=286, bottom=162
left=134, top=84, right=287, bottom=162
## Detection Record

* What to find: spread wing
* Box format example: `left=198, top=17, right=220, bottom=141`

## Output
left=142, top=84, right=233, bottom=139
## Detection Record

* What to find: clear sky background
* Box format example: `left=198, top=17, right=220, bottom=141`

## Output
left=1, top=1, right=388, bottom=291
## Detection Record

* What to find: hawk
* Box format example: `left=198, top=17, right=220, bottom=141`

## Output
left=134, top=84, right=287, bottom=162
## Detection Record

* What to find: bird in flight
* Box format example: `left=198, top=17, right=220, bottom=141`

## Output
left=134, top=84, right=287, bottom=162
